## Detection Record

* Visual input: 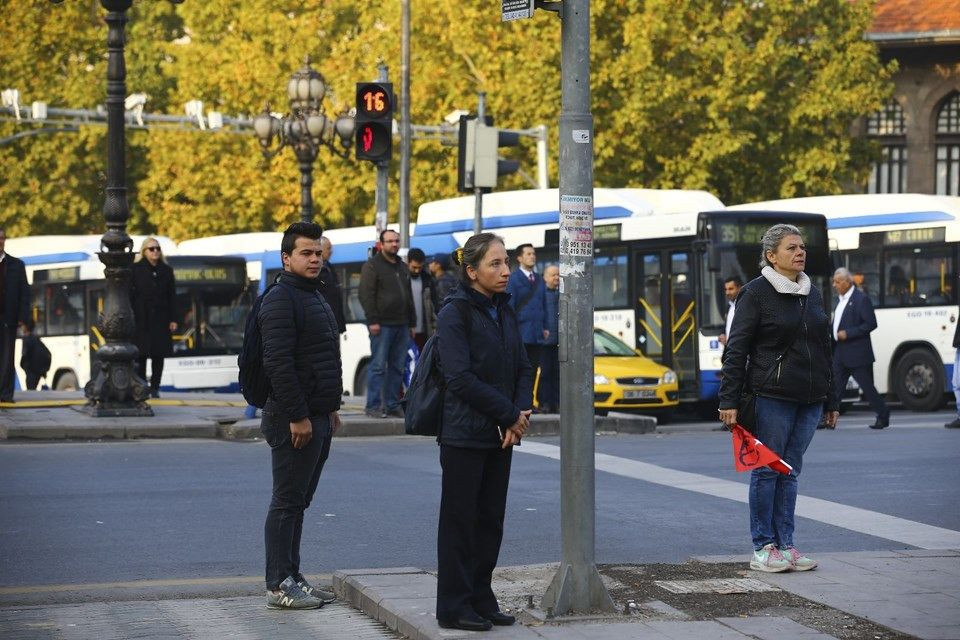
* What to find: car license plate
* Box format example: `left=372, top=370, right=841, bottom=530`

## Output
left=623, top=389, right=657, bottom=399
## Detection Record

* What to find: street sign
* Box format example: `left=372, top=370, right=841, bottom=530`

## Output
left=502, top=0, right=534, bottom=21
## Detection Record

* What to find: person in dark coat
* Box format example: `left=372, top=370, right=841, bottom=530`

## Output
left=434, top=233, right=533, bottom=632
left=538, top=264, right=560, bottom=413
left=719, top=224, right=838, bottom=574
left=259, top=222, right=343, bottom=610
left=506, top=243, right=548, bottom=376
left=830, top=267, right=890, bottom=430
left=948, top=297, right=960, bottom=429
left=0, top=228, right=32, bottom=402
left=317, top=237, right=346, bottom=334
left=130, top=238, right=177, bottom=398
left=429, top=253, right=457, bottom=306
left=19, top=320, right=50, bottom=390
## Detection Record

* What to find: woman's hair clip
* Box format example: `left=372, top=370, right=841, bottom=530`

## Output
left=454, top=247, right=465, bottom=266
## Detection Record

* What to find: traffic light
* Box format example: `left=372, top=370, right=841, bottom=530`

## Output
left=355, top=82, right=393, bottom=164
left=457, top=115, right=521, bottom=192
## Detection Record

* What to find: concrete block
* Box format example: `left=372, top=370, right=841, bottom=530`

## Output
left=125, top=424, right=218, bottom=439
left=337, top=418, right=406, bottom=437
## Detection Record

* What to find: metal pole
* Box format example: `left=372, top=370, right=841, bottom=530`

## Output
left=537, top=124, right=549, bottom=189
left=472, top=92, right=486, bottom=236
left=399, top=0, right=411, bottom=248
left=542, top=0, right=614, bottom=615
left=297, top=152, right=316, bottom=223
left=375, top=63, right=390, bottom=242
left=83, top=0, right=152, bottom=417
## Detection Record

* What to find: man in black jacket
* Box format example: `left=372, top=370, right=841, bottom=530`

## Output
left=259, top=222, right=343, bottom=610
left=317, top=236, right=346, bottom=334
left=358, top=230, right=415, bottom=418
left=831, top=267, right=890, bottom=430
left=949, top=300, right=960, bottom=429
left=0, top=228, right=31, bottom=403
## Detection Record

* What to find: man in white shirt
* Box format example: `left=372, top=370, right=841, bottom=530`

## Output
left=718, top=276, right=742, bottom=347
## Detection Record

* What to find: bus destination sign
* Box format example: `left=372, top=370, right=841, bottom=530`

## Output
left=713, top=221, right=825, bottom=247
left=883, top=227, right=945, bottom=246
left=174, top=265, right=245, bottom=284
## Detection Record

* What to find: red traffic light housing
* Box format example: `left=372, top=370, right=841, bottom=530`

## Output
left=355, top=82, right=393, bottom=164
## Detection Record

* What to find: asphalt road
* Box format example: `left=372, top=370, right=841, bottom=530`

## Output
left=1, top=407, right=957, bottom=591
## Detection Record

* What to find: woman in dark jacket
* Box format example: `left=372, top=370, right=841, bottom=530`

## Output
left=719, top=224, right=839, bottom=574
left=130, top=238, right=177, bottom=398
left=434, top=233, right=534, bottom=632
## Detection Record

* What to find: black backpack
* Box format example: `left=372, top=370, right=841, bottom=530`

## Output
left=403, top=299, right=470, bottom=437
left=238, top=281, right=304, bottom=408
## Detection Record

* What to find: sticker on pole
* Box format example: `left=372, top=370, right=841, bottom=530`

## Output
left=502, top=0, right=534, bottom=21
left=572, top=129, right=591, bottom=143
left=559, top=195, right=593, bottom=259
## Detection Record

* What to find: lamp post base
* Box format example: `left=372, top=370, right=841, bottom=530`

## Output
left=543, top=561, right=615, bottom=617
left=82, top=351, right=153, bottom=417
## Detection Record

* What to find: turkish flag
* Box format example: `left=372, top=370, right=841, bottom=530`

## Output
left=730, top=424, right=793, bottom=475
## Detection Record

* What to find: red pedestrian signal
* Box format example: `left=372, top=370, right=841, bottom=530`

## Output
left=355, top=82, right=393, bottom=163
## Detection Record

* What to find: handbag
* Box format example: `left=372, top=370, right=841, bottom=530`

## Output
left=737, top=297, right=808, bottom=433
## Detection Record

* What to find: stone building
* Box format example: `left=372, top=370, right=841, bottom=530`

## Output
left=865, top=0, right=960, bottom=195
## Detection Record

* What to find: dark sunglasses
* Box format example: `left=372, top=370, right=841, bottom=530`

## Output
left=146, top=246, right=161, bottom=252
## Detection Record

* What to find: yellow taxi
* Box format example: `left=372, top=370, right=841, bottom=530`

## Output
left=592, top=328, right=679, bottom=418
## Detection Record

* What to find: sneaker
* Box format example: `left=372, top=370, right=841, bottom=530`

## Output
left=266, top=576, right=322, bottom=610
left=363, top=408, right=383, bottom=419
left=750, top=543, right=791, bottom=573
left=945, top=417, right=960, bottom=429
left=296, top=575, right=335, bottom=603
left=780, top=546, right=818, bottom=571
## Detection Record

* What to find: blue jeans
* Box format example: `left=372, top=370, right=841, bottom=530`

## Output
left=366, top=324, right=409, bottom=412
left=953, top=349, right=960, bottom=416
left=749, top=396, right=822, bottom=550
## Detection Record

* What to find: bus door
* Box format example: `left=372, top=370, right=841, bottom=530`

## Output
left=633, top=249, right=698, bottom=399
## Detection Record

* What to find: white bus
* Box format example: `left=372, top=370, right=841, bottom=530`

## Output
left=728, top=194, right=960, bottom=411
left=412, top=188, right=834, bottom=413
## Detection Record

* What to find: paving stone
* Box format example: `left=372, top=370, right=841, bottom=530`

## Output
left=643, top=620, right=751, bottom=639
left=717, top=616, right=839, bottom=639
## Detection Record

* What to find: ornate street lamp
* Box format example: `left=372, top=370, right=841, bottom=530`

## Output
left=253, top=60, right=355, bottom=223
left=50, top=0, right=184, bottom=416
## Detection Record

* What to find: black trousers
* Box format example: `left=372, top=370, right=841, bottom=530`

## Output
left=137, top=356, right=165, bottom=392
left=261, top=411, right=332, bottom=590
left=0, top=325, right=17, bottom=401
left=833, top=361, right=889, bottom=421
left=25, top=372, right=42, bottom=390
left=436, top=444, right=512, bottom=621
left=524, top=344, right=541, bottom=376
left=537, top=345, right=560, bottom=410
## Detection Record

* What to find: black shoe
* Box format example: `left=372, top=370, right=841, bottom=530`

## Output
left=869, top=418, right=889, bottom=430
left=945, top=417, right=960, bottom=429
left=150, top=389, right=160, bottom=399
left=480, top=611, right=516, bottom=626
left=437, top=611, right=493, bottom=631
left=383, top=406, right=404, bottom=419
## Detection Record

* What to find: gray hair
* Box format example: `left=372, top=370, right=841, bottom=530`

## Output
left=759, top=223, right=803, bottom=269
left=833, top=267, right=853, bottom=282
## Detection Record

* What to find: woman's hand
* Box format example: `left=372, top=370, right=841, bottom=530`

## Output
left=718, top=408, right=738, bottom=427
left=502, top=427, right=522, bottom=449
left=823, top=411, right=839, bottom=428
left=509, top=409, right=532, bottom=437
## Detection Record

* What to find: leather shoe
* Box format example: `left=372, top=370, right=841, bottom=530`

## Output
left=945, top=417, right=960, bottom=429
left=437, top=612, right=492, bottom=632
left=869, top=419, right=889, bottom=430
left=481, top=611, right=516, bottom=626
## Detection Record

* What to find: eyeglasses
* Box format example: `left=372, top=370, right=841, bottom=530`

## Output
left=146, top=246, right=161, bottom=252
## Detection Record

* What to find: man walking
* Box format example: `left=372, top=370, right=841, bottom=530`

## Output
left=359, top=230, right=415, bottom=418
left=429, top=253, right=457, bottom=305
left=538, top=265, right=560, bottom=413
left=406, top=248, right=436, bottom=352
left=831, top=267, right=890, bottom=430
left=259, top=222, right=343, bottom=609
left=506, top=243, right=548, bottom=371
left=317, top=236, right=346, bottom=335
left=0, top=228, right=30, bottom=403
left=717, top=276, right=742, bottom=347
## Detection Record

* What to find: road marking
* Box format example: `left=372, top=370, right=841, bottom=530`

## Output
left=517, top=441, right=960, bottom=550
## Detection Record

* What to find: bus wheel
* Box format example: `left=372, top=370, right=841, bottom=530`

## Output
left=893, top=348, right=944, bottom=412
left=354, top=362, right=368, bottom=398
left=54, top=372, right=79, bottom=391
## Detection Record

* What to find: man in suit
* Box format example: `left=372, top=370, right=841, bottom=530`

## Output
left=717, top=275, right=742, bottom=347
left=831, top=267, right=890, bottom=430
left=506, top=243, right=549, bottom=370
left=0, top=228, right=31, bottom=403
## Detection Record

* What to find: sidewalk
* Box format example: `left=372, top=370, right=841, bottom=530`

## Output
left=1, top=551, right=955, bottom=639
left=0, top=391, right=657, bottom=441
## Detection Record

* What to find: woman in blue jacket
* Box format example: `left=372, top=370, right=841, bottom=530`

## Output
left=434, top=233, right=534, bottom=632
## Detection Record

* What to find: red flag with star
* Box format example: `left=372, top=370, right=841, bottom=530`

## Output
left=730, top=424, right=793, bottom=475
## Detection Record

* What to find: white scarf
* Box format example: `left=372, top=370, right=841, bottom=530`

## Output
left=761, top=266, right=811, bottom=296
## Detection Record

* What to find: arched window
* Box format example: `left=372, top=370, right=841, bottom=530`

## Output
left=936, top=93, right=960, bottom=195
left=866, top=100, right=907, bottom=194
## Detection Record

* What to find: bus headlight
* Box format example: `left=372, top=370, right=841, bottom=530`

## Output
left=594, top=374, right=610, bottom=385
left=661, top=370, right=677, bottom=385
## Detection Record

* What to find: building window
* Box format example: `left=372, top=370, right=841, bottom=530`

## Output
left=936, top=93, right=960, bottom=196
left=866, top=100, right=907, bottom=194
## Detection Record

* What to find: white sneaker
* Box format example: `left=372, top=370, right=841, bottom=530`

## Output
left=780, top=546, right=817, bottom=571
left=750, top=543, right=791, bottom=573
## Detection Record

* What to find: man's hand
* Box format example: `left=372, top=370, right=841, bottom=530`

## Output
left=330, top=411, right=341, bottom=435
left=368, top=323, right=381, bottom=337
left=824, top=410, right=839, bottom=428
left=837, top=330, right=847, bottom=341
left=502, top=427, right=522, bottom=449
left=718, top=333, right=727, bottom=345
left=718, top=408, right=738, bottom=427
left=289, top=418, right=313, bottom=449
left=508, top=409, right=532, bottom=437
left=169, top=322, right=177, bottom=333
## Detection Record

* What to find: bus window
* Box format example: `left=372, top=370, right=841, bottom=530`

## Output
left=636, top=254, right=663, bottom=359
left=595, top=246, right=628, bottom=309
left=845, top=250, right=881, bottom=307
left=45, top=283, right=85, bottom=336
left=200, top=289, right=249, bottom=353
